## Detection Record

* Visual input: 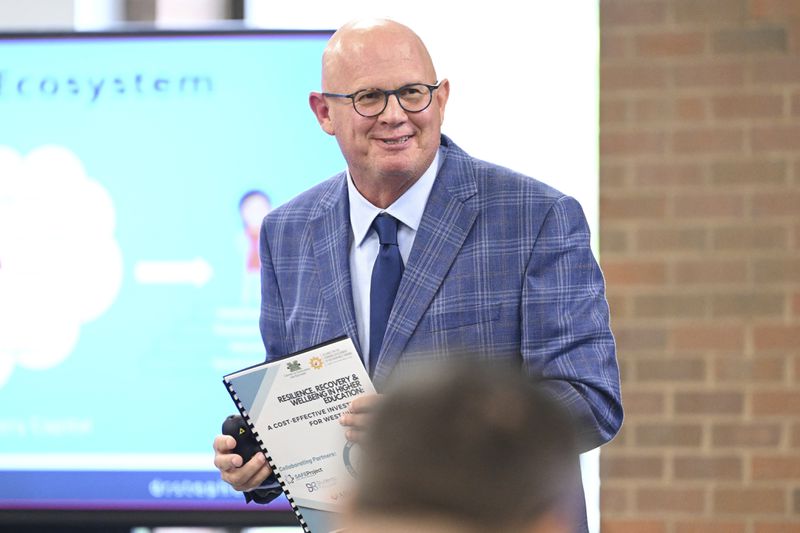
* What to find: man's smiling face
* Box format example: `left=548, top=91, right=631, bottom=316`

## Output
left=310, top=20, right=449, bottom=206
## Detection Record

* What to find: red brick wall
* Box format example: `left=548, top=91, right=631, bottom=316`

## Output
left=599, top=1, right=800, bottom=531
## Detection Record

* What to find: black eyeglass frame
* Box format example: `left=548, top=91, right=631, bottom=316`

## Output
left=321, top=82, right=441, bottom=118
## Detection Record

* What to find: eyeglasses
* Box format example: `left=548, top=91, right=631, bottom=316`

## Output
left=322, top=82, right=441, bottom=118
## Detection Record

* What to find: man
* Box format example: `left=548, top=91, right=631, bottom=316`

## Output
left=214, top=18, right=622, bottom=531
left=347, top=360, right=580, bottom=533
left=238, top=189, right=272, bottom=304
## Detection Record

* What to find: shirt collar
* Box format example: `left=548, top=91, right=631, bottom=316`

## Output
left=347, top=148, right=442, bottom=248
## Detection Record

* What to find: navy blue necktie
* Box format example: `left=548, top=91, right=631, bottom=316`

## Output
left=369, top=213, right=404, bottom=375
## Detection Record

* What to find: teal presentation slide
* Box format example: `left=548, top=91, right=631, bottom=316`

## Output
left=0, top=31, right=341, bottom=510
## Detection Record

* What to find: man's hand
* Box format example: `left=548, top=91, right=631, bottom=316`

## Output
left=339, top=393, right=381, bottom=443
left=213, top=435, right=273, bottom=492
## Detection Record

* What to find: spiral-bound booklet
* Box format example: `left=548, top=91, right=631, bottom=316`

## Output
left=223, top=336, right=374, bottom=533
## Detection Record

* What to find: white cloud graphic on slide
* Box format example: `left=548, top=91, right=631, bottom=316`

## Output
left=0, top=146, right=122, bottom=387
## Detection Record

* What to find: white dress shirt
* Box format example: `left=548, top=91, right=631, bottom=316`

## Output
left=347, top=149, right=442, bottom=368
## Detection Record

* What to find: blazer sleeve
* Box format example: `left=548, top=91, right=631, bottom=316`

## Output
left=522, top=195, right=623, bottom=452
left=259, top=218, right=289, bottom=361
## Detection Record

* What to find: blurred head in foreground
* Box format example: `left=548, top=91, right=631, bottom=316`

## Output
left=346, top=360, right=579, bottom=533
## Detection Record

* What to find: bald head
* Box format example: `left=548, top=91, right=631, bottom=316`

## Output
left=321, top=19, right=437, bottom=92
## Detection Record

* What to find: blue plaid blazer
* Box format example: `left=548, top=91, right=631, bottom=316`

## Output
left=259, top=135, right=622, bottom=453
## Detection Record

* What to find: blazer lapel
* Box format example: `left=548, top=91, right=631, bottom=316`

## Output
left=309, top=176, right=362, bottom=355
left=373, top=137, right=479, bottom=383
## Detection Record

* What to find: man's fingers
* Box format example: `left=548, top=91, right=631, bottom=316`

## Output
left=340, top=411, right=370, bottom=443
left=345, top=428, right=365, bottom=444
left=348, top=394, right=380, bottom=414
left=214, top=434, right=273, bottom=492
left=339, top=411, right=371, bottom=429
left=221, top=452, right=272, bottom=491
left=213, top=435, right=243, bottom=472
left=214, top=452, right=242, bottom=472
left=340, top=393, right=381, bottom=428
left=221, top=453, right=267, bottom=480
left=213, top=434, right=237, bottom=452
left=231, top=463, right=272, bottom=492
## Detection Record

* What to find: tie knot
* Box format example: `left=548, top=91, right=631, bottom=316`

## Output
left=372, top=213, right=399, bottom=246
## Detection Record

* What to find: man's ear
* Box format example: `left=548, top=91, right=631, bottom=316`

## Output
left=309, top=92, right=336, bottom=135
left=434, top=78, right=450, bottom=125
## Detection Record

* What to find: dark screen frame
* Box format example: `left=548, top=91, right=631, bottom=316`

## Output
left=0, top=26, right=333, bottom=531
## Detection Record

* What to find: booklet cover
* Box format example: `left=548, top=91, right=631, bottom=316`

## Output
left=223, top=336, right=375, bottom=533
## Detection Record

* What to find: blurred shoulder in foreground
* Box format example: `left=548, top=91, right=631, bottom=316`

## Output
left=346, top=359, right=581, bottom=533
